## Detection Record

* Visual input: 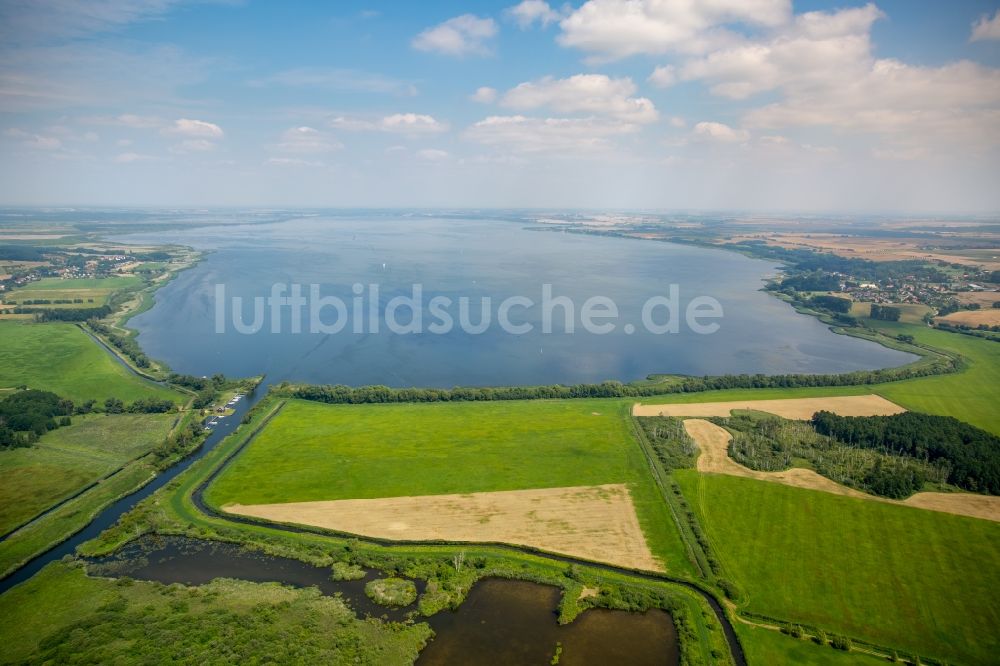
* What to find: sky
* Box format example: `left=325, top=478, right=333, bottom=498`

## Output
left=1, top=0, right=999, bottom=212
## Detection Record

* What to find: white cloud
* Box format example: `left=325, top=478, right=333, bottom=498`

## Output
left=412, top=14, right=498, bottom=56
left=872, top=146, right=925, bottom=161
left=500, top=74, right=658, bottom=123
left=672, top=5, right=1000, bottom=152
left=273, top=126, right=342, bottom=154
left=464, top=115, right=638, bottom=154
left=693, top=121, right=749, bottom=143
left=164, top=118, right=223, bottom=138
left=416, top=148, right=450, bottom=161
left=171, top=138, right=216, bottom=153
left=379, top=113, right=448, bottom=134
left=648, top=65, right=676, bottom=88
left=250, top=68, right=418, bottom=96
left=4, top=128, right=62, bottom=150
left=557, top=0, right=791, bottom=60
left=328, top=116, right=378, bottom=131
left=0, top=0, right=186, bottom=44
left=328, top=113, right=448, bottom=135
left=506, top=1, right=562, bottom=29
left=84, top=113, right=163, bottom=128
left=971, top=9, right=1000, bottom=42
left=265, top=157, right=325, bottom=167
left=471, top=86, right=498, bottom=103
left=114, top=152, right=154, bottom=163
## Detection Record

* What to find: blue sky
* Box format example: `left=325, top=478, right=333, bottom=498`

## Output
left=1, top=0, right=999, bottom=211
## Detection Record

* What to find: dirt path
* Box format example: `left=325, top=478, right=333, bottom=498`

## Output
left=226, top=483, right=663, bottom=572
left=683, top=419, right=1000, bottom=522
left=634, top=395, right=906, bottom=420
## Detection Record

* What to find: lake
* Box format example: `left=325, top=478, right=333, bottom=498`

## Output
left=121, top=213, right=916, bottom=386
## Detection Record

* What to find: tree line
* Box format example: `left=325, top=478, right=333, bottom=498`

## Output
left=281, top=355, right=955, bottom=406
left=88, top=321, right=152, bottom=368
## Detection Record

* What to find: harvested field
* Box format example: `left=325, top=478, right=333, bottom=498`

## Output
left=955, top=291, right=1000, bottom=308
left=684, top=418, right=1000, bottom=522
left=936, top=309, right=1000, bottom=327
left=633, top=394, right=905, bottom=420
left=225, top=483, right=662, bottom=571
left=726, top=233, right=1000, bottom=269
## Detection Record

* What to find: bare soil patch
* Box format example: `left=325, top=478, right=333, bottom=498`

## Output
left=684, top=419, right=999, bottom=522
left=226, top=484, right=662, bottom=571
left=633, top=395, right=905, bottom=420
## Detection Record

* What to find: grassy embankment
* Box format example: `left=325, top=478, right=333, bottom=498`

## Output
left=641, top=323, right=1000, bottom=664
left=206, top=398, right=693, bottom=577
left=0, top=320, right=179, bottom=404
left=77, top=398, right=733, bottom=666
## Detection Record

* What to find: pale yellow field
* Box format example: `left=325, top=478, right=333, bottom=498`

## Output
left=226, top=483, right=662, bottom=571
left=684, top=418, right=1000, bottom=522
left=633, top=394, right=906, bottom=420
left=936, top=309, right=1000, bottom=327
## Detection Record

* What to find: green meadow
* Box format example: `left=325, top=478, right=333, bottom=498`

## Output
left=0, top=321, right=179, bottom=403
left=0, top=413, right=176, bottom=535
left=675, top=471, right=1000, bottom=665
left=206, top=398, right=694, bottom=574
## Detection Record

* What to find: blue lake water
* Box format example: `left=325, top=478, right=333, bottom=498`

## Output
left=120, top=213, right=916, bottom=387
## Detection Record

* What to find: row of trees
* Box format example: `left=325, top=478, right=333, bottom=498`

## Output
left=284, top=354, right=955, bottom=405
left=812, top=411, right=1000, bottom=494
left=103, top=397, right=176, bottom=414
left=88, top=321, right=152, bottom=368
left=32, top=305, right=112, bottom=322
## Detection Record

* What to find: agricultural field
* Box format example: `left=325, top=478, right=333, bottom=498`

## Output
left=675, top=471, right=1000, bottom=665
left=206, top=398, right=692, bottom=574
left=848, top=301, right=933, bottom=324
left=0, top=320, right=180, bottom=404
left=2, top=276, right=142, bottom=309
left=936, top=308, right=1000, bottom=327
left=0, top=413, right=177, bottom=535
left=228, top=483, right=660, bottom=570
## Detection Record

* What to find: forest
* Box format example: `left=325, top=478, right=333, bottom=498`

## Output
left=812, top=411, right=1000, bottom=494
left=0, top=390, right=73, bottom=447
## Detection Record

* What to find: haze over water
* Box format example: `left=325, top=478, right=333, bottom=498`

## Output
left=122, top=213, right=916, bottom=387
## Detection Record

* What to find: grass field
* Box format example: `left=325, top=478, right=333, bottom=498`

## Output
left=871, top=323, right=1000, bottom=435
left=676, top=471, right=1000, bottom=664
left=206, top=398, right=693, bottom=574
left=0, top=320, right=180, bottom=403
left=848, top=302, right=932, bottom=324
left=0, top=413, right=176, bottom=535
left=3, top=276, right=143, bottom=309
left=734, top=624, right=891, bottom=665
